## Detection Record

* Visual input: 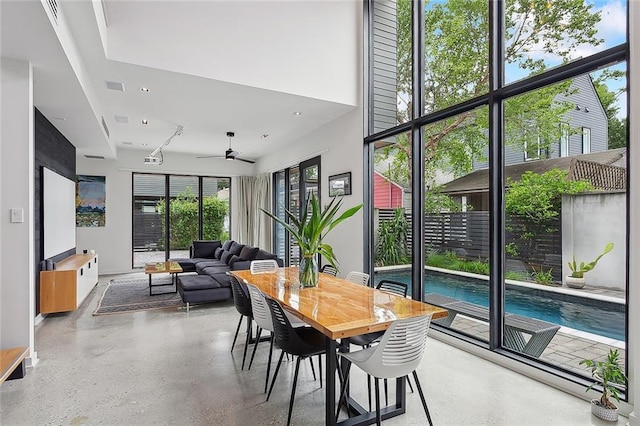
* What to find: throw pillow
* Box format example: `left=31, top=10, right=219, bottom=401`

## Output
left=239, top=245, right=259, bottom=261
left=214, top=247, right=223, bottom=260
left=228, top=254, right=241, bottom=267
left=220, top=251, right=233, bottom=265
left=222, top=240, right=233, bottom=251
left=255, top=249, right=276, bottom=260
left=192, top=241, right=217, bottom=259
left=229, top=242, right=245, bottom=256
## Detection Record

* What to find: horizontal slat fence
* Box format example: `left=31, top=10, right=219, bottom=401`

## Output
left=376, top=209, right=562, bottom=280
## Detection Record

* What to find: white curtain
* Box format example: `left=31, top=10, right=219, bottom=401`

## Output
left=234, top=174, right=272, bottom=248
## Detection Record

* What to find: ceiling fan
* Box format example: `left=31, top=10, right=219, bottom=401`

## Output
left=197, top=131, right=255, bottom=164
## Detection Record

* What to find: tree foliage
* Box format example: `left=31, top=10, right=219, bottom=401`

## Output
left=156, top=188, right=228, bottom=249
left=377, top=0, right=604, bottom=183
left=592, top=70, right=627, bottom=149
left=375, top=209, right=410, bottom=266
left=505, top=169, right=592, bottom=224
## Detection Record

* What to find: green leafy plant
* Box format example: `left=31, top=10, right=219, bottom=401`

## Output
left=262, top=192, right=363, bottom=271
left=375, top=209, right=410, bottom=266
left=580, top=349, right=627, bottom=409
left=568, top=242, right=614, bottom=278
left=530, top=266, right=554, bottom=286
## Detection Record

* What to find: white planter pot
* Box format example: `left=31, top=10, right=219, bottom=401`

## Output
left=565, top=276, right=585, bottom=289
left=591, top=399, right=618, bottom=422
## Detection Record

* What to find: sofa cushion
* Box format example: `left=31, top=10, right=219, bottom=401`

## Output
left=192, top=240, right=220, bottom=259
left=214, top=247, right=223, bottom=259
left=200, top=265, right=231, bottom=276
left=228, top=242, right=245, bottom=256
left=196, top=261, right=226, bottom=274
left=220, top=251, right=233, bottom=265
left=210, top=272, right=232, bottom=288
left=255, top=249, right=277, bottom=260
left=239, top=245, right=259, bottom=261
left=222, top=240, right=233, bottom=251
left=228, top=254, right=242, bottom=267
left=171, top=258, right=197, bottom=273
left=178, top=275, right=220, bottom=291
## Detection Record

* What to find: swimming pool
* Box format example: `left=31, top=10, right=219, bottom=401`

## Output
left=374, top=269, right=626, bottom=341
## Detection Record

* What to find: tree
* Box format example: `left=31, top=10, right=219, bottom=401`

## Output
left=376, top=0, right=603, bottom=183
left=156, top=187, right=228, bottom=249
left=505, top=169, right=592, bottom=252
left=592, top=70, right=627, bottom=149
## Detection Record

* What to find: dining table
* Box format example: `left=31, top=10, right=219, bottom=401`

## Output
left=231, top=267, right=448, bottom=426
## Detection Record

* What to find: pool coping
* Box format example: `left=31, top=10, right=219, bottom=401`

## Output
left=374, top=264, right=626, bottom=347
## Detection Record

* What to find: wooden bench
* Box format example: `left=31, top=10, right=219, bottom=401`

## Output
left=1, top=347, right=28, bottom=384
left=425, top=294, right=560, bottom=358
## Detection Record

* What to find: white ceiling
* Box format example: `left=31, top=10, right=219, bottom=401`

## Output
left=1, top=0, right=359, bottom=163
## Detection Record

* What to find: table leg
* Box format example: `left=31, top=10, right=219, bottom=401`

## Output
left=148, top=274, right=152, bottom=296
left=325, top=337, right=337, bottom=426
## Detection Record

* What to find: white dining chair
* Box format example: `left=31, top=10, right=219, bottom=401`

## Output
left=250, top=259, right=279, bottom=274
left=345, top=271, right=370, bottom=286
left=336, top=314, right=434, bottom=425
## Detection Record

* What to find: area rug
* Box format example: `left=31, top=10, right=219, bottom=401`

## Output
left=93, top=277, right=182, bottom=315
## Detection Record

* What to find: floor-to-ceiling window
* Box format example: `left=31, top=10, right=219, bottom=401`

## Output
left=272, top=156, right=321, bottom=266
left=366, top=0, right=628, bottom=382
left=132, top=173, right=231, bottom=268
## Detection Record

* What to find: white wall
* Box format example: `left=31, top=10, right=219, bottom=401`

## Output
left=105, top=0, right=360, bottom=106
left=0, top=57, right=37, bottom=365
left=76, top=148, right=255, bottom=274
left=561, top=192, right=626, bottom=289
left=256, top=106, right=365, bottom=276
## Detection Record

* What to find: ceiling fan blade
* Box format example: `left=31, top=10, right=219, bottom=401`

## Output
left=235, top=157, right=256, bottom=164
left=197, top=155, right=225, bottom=159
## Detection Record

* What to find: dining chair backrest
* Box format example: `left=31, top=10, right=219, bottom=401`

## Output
left=246, top=282, right=273, bottom=333
left=345, top=271, right=370, bottom=286
left=365, top=314, right=433, bottom=379
left=376, top=279, right=408, bottom=297
left=250, top=259, right=279, bottom=274
left=229, top=274, right=253, bottom=318
left=264, top=296, right=320, bottom=357
left=320, top=264, right=338, bottom=277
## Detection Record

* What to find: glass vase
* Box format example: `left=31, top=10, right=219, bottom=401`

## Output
left=299, top=255, right=319, bottom=288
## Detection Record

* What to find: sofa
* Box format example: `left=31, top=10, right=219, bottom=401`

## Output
left=171, top=240, right=282, bottom=311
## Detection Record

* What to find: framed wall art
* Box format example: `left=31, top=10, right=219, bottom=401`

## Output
left=328, top=172, right=351, bottom=197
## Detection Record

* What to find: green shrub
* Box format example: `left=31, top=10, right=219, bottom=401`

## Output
left=375, top=209, right=410, bottom=266
left=530, top=266, right=554, bottom=285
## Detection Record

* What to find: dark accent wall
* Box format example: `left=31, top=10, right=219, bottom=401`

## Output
left=34, top=108, right=76, bottom=314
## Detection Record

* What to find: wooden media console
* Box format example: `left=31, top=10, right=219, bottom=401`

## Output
left=40, top=253, right=99, bottom=314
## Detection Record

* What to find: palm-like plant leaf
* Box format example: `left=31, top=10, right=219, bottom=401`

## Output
left=261, top=192, right=362, bottom=271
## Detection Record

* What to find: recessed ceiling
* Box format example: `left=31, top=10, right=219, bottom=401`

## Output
left=2, top=0, right=359, bottom=163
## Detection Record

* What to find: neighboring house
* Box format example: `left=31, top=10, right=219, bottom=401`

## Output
left=442, top=148, right=627, bottom=211
left=473, top=75, right=609, bottom=169
left=373, top=171, right=405, bottom=209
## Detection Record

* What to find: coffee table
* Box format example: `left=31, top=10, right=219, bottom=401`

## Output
left=144, top=261, right=183, bottom=296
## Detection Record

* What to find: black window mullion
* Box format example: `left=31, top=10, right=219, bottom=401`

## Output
left=488, top=0, right=505, bottom=352
left=410, top=0, right=426, bottom=301
left=198, top=176, right=203, bottom=240
left=164, top=174, right=170, bottom=261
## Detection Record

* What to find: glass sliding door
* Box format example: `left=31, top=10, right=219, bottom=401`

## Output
left=272, top=156, right=321, bottom=266
left=132, top=173, right=231, bottom=268
left=202, top=177, right=231, bottom=241
left=132, top=174, right=167, bottom=268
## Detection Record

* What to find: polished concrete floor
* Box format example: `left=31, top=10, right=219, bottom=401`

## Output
left=0, top=274, right=628, bottom=425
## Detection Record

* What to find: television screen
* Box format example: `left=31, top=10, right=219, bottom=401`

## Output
left=43, top=167, right=76, bottom=259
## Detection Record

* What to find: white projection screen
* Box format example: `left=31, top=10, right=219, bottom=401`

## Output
left=43, top=167, right=76, bottom=259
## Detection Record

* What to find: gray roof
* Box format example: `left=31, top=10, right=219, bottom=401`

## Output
left=442, top=148, right=626, bottom=195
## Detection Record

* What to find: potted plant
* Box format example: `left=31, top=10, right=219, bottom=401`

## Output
left=580, top=349, right=627, bottom=422
left=566, top=242, right=614, bottom=289
left=262, top=192, right=362, bottom=287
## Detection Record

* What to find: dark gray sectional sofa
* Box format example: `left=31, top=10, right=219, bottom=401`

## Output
left=171, top=240, right=282, bottom=310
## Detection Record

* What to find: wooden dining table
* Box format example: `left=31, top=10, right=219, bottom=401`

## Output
left=231, top=267, right=448, bottom=426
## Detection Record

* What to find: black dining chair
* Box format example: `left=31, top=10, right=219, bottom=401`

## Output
left=349, top=279, right=414, bottom=409
left=264, top=296, right=326, bottom=426
left=229, top=274, right=254, bottom=370
left=320, top=264, right=338, bottom=276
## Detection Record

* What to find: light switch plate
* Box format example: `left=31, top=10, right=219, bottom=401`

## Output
left=10, top=208, right=24, bottom=223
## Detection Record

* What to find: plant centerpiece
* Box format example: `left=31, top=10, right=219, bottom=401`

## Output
left=566, top=242, right=614, bottom=289
left=262, top=192, right=362, bottom=287
left=580, top=349, right=627, bottom=422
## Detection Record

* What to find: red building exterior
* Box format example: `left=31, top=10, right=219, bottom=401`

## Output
left=373, top=171, right=404, bottom=209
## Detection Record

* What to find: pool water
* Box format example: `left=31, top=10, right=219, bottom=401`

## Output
left=374, top=270, right=626, bottom=341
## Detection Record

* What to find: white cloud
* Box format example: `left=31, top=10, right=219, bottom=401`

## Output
left=595, top=0, right=627, bottom=45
